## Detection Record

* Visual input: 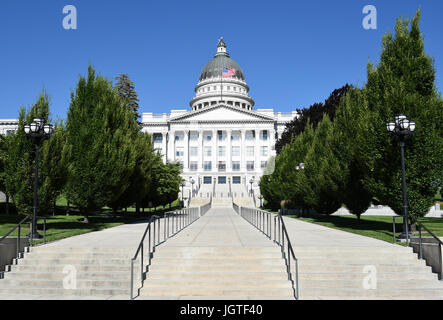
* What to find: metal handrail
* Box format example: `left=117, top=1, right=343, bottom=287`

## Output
left=235, top=206, right=299, bottom=300
left=393, top=214, right=443, bottom=279
left=130, top=205, right=209, bottom=299
left=0, top=215, right=47, bottom=279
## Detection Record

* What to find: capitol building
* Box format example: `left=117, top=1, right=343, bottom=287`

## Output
left=142, top=38, right=298, bottom=202
left=0, top=38, right=298, bottom=205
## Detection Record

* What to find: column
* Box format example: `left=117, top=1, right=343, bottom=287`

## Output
left=167, top=130, right=175, bottom=163
left=199, top=130, right=203, bottom=172
left=240, top=129, right=246, bottom=172
left=255, top=129, right=260, bottom=175
left=227, top=129, right=232, bottom=172
left=184, top=130, right=189, bottom=170
left=213, top=129, right=217, bottom=173
left=162, top=132, right=167, bottom=163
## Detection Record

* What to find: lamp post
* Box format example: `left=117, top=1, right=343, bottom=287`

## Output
left=387, top=114, right=416, bottom=242
left=24, top=117, right=54, bottom=240
left=180, top=181, right=186, bottom=208
left=249, top=178, right=254, bottom=197
left=258, top=195, right=264, bottom=208
left=191, top=178, right=195, bottom=198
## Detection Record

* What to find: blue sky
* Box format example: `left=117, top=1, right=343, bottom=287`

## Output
left=1, top=0, right=442, bottom=120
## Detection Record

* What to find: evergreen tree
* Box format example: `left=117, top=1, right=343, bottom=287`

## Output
left=333, top=88, right=373, bottom=221
left=276, top=85, right=350, bottom=154
left=65, top=66, right=138, bottom=222
left=358, top=10, right=443, bottom=219
left=303, top=115, right=343, bottom=215
left=115, top=74, right=141, bottom=127
left=3, top=93, right=59, bottom=216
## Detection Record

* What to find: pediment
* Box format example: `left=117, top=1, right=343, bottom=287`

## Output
left=169, top=105, right=274, bottom=123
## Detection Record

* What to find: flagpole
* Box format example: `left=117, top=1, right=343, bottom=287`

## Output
left=221, top=68, right=223, bottom=103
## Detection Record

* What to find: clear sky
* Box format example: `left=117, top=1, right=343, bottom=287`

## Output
left=1, top=0, right=442, bottom=121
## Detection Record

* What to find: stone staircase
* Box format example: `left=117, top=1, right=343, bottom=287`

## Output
left=294, top=246, right=443, bottom=300
left=0, top=247, right=138, bottom=297
left=211, top=198, right=233, bottom=208
left=139, top=246, right=294, bottom=299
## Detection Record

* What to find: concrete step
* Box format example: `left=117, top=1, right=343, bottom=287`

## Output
left=152, top=258, right=284, bottom=266
left=23, top=252, right=133, bottom=259
left=29, top=247, right=135, bottom=254
left=0, top=279, right=131, bottom=289
left=3, top=271, right=137, bottom=280
left=298, top=279, right=443, bottom=290
left=9, top=264, right=133, bottom=273
left=17, top=258, right=132, bottom=266
left=146, top=271, right=289, bottom=281
left=0, top=287, right=129, bottom=296
left=139, top=286, right=294, bottom=297
left=296, top=264, right=432, bottom=273
left=298, top=272, right=438, bottom=281
left=143, top=279, right=293, bottom=288
left=296, top=258, right=427, bottom=265
left=147, top=264, right=287, bottom=273
left=299, top=288, right=443, bottom=299
left=292, top=247, right=413, bottom=254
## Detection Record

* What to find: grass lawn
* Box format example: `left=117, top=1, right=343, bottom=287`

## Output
left=286, top=214, right=443, bottom=244
left=0, top=198, right=182, bottom=245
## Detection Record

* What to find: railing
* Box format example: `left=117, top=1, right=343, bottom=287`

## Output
left=235, top=206, right=299, bottom=300
left=393, top=215, right=443, bottom=279
left=130, top=206, right=208, bottom=299
left=0, top=215, right=47, bottom=279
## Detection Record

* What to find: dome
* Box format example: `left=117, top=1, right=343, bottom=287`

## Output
left=199, top=38, right=245, bottom=82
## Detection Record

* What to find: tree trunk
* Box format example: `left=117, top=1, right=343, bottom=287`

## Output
left=66, top=201, right=70, bottom=216
left=136, top=202, right=140, bottom=215
left=410, top=221, right=417, bottom=233
left=52, top=201, right=56, bottom=216
left=357, top=214, right=361, bottom=222
left=125, top=207, right=127, bottom=214
left=5, top=194, right=9, bottom=215
left=142, top=207, right=145, bottom=214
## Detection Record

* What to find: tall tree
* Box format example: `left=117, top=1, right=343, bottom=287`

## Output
left=357, top=9, right=443, bottom=219
left=115, top=74, right=141, bottom=127
left=333, top=88, right=373, bottom=221
left=65, top=66, right=138, bottom=222
left=275, top=84, right=350, bottom=154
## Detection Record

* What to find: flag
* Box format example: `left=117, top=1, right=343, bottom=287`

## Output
left=223, top=68, right=236, bottom=77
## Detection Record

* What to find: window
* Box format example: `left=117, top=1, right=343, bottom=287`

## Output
left=218, top=177, right=227, bottom=184
left=190, top=132, right=198, bottom=141
left=204, top=147, right=212, bottom=157
left=213, top=86, right=217, bottom=90
left=232, top=146, right=240, bottom=157
left=260, top=146, right=268, bottom=157
left=246, top=146, right=254, bottom=157
left=261, top=161, right=268, bottom=169
left=246, top=131, right=255, bottom=140
left=204, top=161, right=212, bottom=171
left=227, top=86, right=230, bottom=91
left=179, top=161, right=184, bottom=170
left=232, top=176, right=241, bottom=184
left=232, top=161, right=240, bottom=171
left=231, top=132, right=240, bottom=141
left=218, top=161, right=226, bottom=172
left=176, top=147, right=184, bottom=157
left=175, top=134, right=184, bottom=141
left=218, top=146, right=226, bottom=157
left=203, top=177, right=212, bottom=184
left=190, top=147, right=198, bottom=157
left=153, top=134, right=163, bottom=143
left=205, top=133, right=212, bottom=141
left=261, top=130, right=268, bottom=140
left=190, top=162, right=198, bottom=171
left=218, top=131, right=225, bottom=141
left=247, top=161, right=255, bottom=171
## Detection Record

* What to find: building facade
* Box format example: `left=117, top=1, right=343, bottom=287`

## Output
left=142, top=38, right=298, bottom=196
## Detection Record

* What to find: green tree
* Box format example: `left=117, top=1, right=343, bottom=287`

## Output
left=3, top=93, right=59, bottom=216
left=357, top=10, right=443, bottom=220
left=333, top=88, right=373, bottom=221
left=303, top=115, right=343, bottom=215
left=115, top=74, right=141, bottom=127
left=65, top=66, right=138, bottom=222
left=107, top=132, right=156, bottom=213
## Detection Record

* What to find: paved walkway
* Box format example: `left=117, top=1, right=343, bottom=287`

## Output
left=162, top=207, right=274, bottom=248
